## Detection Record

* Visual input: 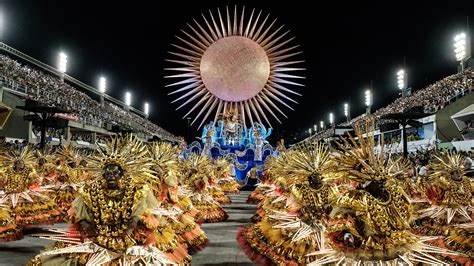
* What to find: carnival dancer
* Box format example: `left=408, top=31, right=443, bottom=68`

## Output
left=308, top=122, right=461, bottom=265
left=0, top=145, right=60, bottom=231
left=238, top=143, right=337, bottom=265
left=29, top=135, right=189, bottom=265
left=414, top=152, right=473, bottom=263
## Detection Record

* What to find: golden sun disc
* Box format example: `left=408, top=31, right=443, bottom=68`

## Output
left=165, top=6, right=305, bottom=129
left=200, top=36, right=270, bottom=102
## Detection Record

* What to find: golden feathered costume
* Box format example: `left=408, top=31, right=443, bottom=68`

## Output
left=309, top=122, right=461, bottom=265
left=148, top=142, right=208, bottom=253
left=30, top=135, right=190, bottom=265
left=238, top=142, right=337, bottom=265
left=0, top=145, right=60, bottom=230
left=414, top=152, right=473, bottom=263
left=179, top=154, right=228, bottom=223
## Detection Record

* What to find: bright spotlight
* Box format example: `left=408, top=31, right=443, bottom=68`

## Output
left=58, top=52, right=67, bottom=73
left=320, top=120, right=324, bottom=129
left=99, top=76, right=106, bottom=93
left=454, top=32, right=469, bottom=62
left=397, top=69, right=406, bottom=90
left=329, top=112, right=334, bottom=125
left=344, top=103, right=349, bottom=117
left=144, top=102, right=149, bottom=116
left=125, top=92, right=131, bottom=106
left=365, top=89, right=372, bottom=107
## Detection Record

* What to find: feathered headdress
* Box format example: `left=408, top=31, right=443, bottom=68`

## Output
left=88, top=134, right=156, bottom=183
left=429, top=152, right=466, bottom=179
left=334, top=121, right=399, bottom=182
left=179, top=153, right=212, bottom=184
left=0, top=145, right=36, bottom=168
left=57, top=145, right=85, bottom=166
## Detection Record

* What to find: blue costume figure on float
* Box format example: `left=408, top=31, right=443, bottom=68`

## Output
left=248, top=122, right=272, bottom=161
left=190, top=109, right=277, bottom=188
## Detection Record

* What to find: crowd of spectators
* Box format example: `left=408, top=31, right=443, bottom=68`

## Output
left=0, top=55, right=177, bottom=141
left=306, top=68, right=474, bottom=143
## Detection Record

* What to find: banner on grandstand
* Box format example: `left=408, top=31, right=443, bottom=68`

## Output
left=53, top=113, right=80, bottom=122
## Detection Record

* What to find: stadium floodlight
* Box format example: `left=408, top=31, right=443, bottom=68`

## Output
left=365, top=89, right=372, bottom=107
left=344, top=103, right=349, bottom=117
left=58, top=52, right=67, bottom=73
left=454, top=32, right=471, bottom=72
left=320, top=120, right=324, bottom=130
left=0, top=9, right=4, bottom=40
left=365, top=89, right=372, bottom=114
left=314, top=124, right=317, bottom=132
left=144, top=102, right=149, bottom=116
left=98, top=76, right=106, bottom=93
left=329, top=112, right=334, bottom=126
left=454, top=33, right=467, bottom=61
left=397, top=69, right=406, bottom=90
left=308, top=128, right=312, bottom=135
left=125, top=91, right=131, bottom=106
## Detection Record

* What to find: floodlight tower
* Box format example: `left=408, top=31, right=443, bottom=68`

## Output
left=344, top=103, right=350, bottom=122
left=144, top=102, right=150, bottom=119
left=98, top=76, right=106, bottom=106
left=320, top=120, right=324, bottom=131
left=58, top=52, right=67, bottom=82
left=329, top=112, right=334, bottom=128
left=125, top=91, right=131, bottom=111
left=454, top=32, right=471, bottom=73
left=397, top=69, right=408, bottom=97
left=365, top=89, right=372, bottom=115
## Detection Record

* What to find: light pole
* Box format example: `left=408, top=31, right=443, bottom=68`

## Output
left=57, top=52, right=67, bottom=82
left=144, top=102, right=149, bottom=119
left=308, top=128, right=312, bottom=136
left=454, top=32, right=471, bottom=73
left=313, top=124, right=317, bottom=133
left=344, top=103, right=350, bottom=122
left=320, top=120, right=324, bottom=131
left=98, top=76, right=106, bottom=106
left=125, top=91, right=131, bottom=111
left=329, top=112, right=334, bottom=128
left=365, top=89, right=372, bottom=115
left=397, top=69, right=408, bottom=97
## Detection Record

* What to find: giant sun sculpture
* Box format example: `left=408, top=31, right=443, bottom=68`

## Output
left=165, top=6, right=305, bottom=129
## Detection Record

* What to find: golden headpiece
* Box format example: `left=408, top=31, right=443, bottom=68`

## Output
left=429, top=152, right=466, bottom=179
left=58, top=145, right=85, bottom=166
left=88, top=134, right=155, bottom=182
left=274, top=142, right=332, bottom=186
left=334, top=122, right=399, bottom=182
left=0, top=144, right=36, bottom=168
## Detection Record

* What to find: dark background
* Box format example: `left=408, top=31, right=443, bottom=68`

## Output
left=2, top=0, right=473, bottom=144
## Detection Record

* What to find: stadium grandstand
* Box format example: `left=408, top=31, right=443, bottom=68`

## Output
left=0, top=42, right=179, bottom=147
left=300, top=67, right=474, bottom=152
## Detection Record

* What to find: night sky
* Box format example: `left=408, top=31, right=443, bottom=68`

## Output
left=2, top=0, right=473, bottom=144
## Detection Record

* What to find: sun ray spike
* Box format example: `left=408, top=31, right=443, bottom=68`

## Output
left=209, top=9, right=222, bottom=39
left=252, top=13, right=270, bottom=41
left=226, top=6, right=232, bottom=37
left=248, top=10, right=262, bottom=39
left=200, top=13, right=218, bottom=42
left=188, top=21, right=212, bottom=47
left=191, top=95, right=215, bottom=125
left=198, top=97, right=219, bottom=129
left=244, top=8, right=255, bottom=37
left=181, top=92, right=210, bottom=117
left=255, top=18, right=277, bottom=43
left=217, top=8, right=227, bottom=37
left=239, top=6, right=245, bottom=36
left=233, top=5, right=238, bottom=35
left=212, top=100, right=223, bottom=127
